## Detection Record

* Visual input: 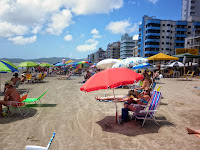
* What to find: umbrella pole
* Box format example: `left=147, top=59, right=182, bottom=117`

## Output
left=112, top=89, right=119, bottom=124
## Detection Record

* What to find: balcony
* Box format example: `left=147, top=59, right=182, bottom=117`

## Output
left=193, top=22, right=200, bottom=26
left=175, top=34, right=187, bottom=38
left=144, top=51, right=159, bottom=55
left=145, top=39, right=159, bottom=42
left=174, top=40, right=185, bottom=43
left=175, top=21, right=187, bottom=26
left=146, top=26, right=160, bottom=30
left=146, top=33, right=160, bottom=36
left=146, top=19, right=160, bottom=25
left=174, top=46, right=184, bottom=49
left=175, top=28, right=187, bottom=32
left=145, top=45, right=159, bottom=48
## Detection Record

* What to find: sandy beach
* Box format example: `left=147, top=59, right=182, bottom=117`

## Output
left=0, top=72, right=200, bottom=150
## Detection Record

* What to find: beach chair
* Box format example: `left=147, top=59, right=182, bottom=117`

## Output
left=25, top=132, right=56, bottom=150
left=183, top=70, right=190, bottom=78
left=156, top=86, right=162, bottom=92
left=183, top=71, right=195, bottom=80
left=26, top=74, right=34, bottom=83
left=40, top=74, right=46, bottom=82
left=8, top=92, right=29, bottom=117
left=22, top=90, right=48, bottom=104
left=34, top=73, right=43, bottom=82
left=150, top=82, right=156, bottom=92
left=132, top=91, right=162, bottom=127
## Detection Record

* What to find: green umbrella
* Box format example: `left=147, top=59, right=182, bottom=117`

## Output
left=1, top=60, right=18, bottom=69
left=18, top=61, right=39, bottom=67
left=39, top=63, right=52, bottom=67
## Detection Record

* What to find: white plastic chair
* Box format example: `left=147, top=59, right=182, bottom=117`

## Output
left=25, top=132, right=56, bottom=150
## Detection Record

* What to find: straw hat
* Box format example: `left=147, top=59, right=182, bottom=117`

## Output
left=5, top=80, right=14, bottom=86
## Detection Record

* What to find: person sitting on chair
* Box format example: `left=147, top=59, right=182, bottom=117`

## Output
left=125, top=88, right=151, bottom=114
left=0, top=81, right=20, bottom=118
left=20, top=73, right=26, bottom=83
left=134, top=76, right=151, bottom=96
left=4, top=73, right=21, bottom=92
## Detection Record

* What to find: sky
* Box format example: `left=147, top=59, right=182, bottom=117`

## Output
left=0, top=0, right=182, bottom=59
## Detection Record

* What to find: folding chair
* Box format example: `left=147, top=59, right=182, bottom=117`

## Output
left=132, top=91, right=162, bottom=127
left=25, top=132, right=56, bottom=150
left=8, top=92, right=29, bottom=117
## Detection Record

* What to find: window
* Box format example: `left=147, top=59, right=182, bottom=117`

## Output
left=162, top=36, right=164, bottom=38
left=163, top=24, right=165, bottom=26
left=162, top=30, right=165, bottom=32
left=166, top=42, right=169, bottom=44
left=171, top=25, right=173, bottom=27
left=167, top=30, right=170, bottom=32
left=167, top=24, right=170, bottom=26
left=188, top=26, right=191, bottom=28
left=162, top=42, right=164, bottom=44
left=167, top=36, right=170, bottom=38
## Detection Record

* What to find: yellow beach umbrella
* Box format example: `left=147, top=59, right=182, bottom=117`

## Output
left=148, top=53, right=179, bottom=60
left=65, top=60, right=74, bottom=64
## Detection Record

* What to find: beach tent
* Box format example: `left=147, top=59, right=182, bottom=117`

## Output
left=148, top=53, right=179, bottom=60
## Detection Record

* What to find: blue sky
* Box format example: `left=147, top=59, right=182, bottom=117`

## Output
left=0, top=0, right=182, bottom=59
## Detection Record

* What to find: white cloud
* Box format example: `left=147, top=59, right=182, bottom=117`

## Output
left=64, top=34, right=73, bottom=41
left=133, top=34, right=139, bottom=40
left=0, top=22, right=28, bottom=37
left=106, top=20, right=139, bottom=34
left=31, top=25, right=42, bottom=34
left=92, top=35, right=102, bottom=39
left=69, top=0, right=123, bottom=15
left=91, top=28, right=99, bottom=35
left=46, top=9, right=73, bottom=35
left=148, top=0, right=158, bottom=4
left=77, top=39, right=99, bottom=52
left=8, top=35, right=37, bottom=45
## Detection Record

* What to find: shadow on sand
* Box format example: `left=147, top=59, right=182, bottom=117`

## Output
left=96, top=116, right=174, bottom=136
left=0, top=107, right=37, bottom=124
left=25, top=104, right=57, bottom=108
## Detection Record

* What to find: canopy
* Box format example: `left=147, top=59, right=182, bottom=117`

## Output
left=148, top=53, right=179, bottom=60
left=65, top=60, right=74, bottom=64
left=173, top=53, right=200, bottom=58
left=112, top=57, right=148, bottom=68
left=80, top=68, right=143, bottom=92
left=1, top=60, right=18, bottom=69
left=39, top=63, right=52, bottom=67
left=168, top=61, right=184, bottom=67
left=97, top=59, right=120, bottom=69
left=18, top=61, right=39, bottom=67
left=0, top=60, right=18, bottom=72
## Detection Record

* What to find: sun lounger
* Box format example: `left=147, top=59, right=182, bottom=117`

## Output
left=25, top=132, right=56, bottom=150
left=22, top=90, right=48, bottom=104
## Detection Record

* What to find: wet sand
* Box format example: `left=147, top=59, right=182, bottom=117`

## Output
left=0, top=72, right=200, bottom=150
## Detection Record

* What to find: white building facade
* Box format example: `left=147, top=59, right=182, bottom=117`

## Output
left=182, top=0, right=200, bottom=22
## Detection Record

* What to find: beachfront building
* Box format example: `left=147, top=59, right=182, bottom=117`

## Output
left=120, top=33, right=138, bottom=59
left=182, top=0, right=200, bottom=22
left=87, top=53, right=94, bottom=62
left=93, top=47, right=106, bottom=63
left=185, top=36, right=200, bottom=52
left=133, top=46, right=139, bottom=57
left=138, top=15, right=200, bottom=57
left=106, top=42, right=120, bottom=59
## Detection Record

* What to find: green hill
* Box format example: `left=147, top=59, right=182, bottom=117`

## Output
left=0, top=57, right=85, bottom=64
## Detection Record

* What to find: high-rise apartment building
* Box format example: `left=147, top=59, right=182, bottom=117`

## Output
left=182, top=0, right=200, bottom=22
left=106, top=42, right=120, bottom=59
left=120, top=33, right=138, bottom=59
left=138, top=15, right=200, bottom=57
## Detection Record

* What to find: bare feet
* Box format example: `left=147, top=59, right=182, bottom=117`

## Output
left=95, top=96, right=100, bottom=100
left=185, top=127, right=200, bottom=134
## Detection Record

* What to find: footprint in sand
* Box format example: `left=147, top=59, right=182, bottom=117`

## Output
left=26, top=136, right=40, bottom=142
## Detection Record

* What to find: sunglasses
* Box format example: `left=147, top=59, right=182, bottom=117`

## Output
left=144, top=90, right=149, bottom=92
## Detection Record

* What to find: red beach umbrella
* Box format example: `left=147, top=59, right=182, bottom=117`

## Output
left=80, top=68, right=144, bottom=123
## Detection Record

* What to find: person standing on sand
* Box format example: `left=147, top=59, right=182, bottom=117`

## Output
left=0, top=81, right=20, bottom=118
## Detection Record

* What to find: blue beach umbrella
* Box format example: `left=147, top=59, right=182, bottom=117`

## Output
left=54, top=62, right=66, bottom=67
left=0, top=60, right=19, bottom=92
left=132, top=63, right=150, bottom=69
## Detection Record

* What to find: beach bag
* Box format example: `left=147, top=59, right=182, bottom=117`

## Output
left=121, top=108, right=130, bottom=122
